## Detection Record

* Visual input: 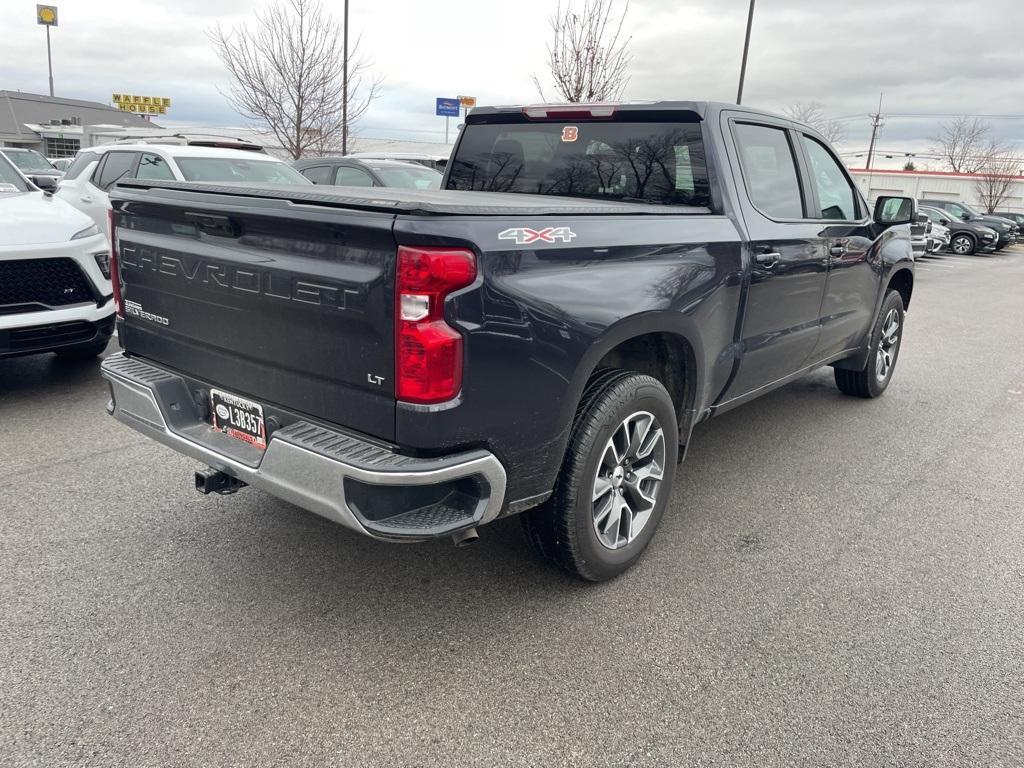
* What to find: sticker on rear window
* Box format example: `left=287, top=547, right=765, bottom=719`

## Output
left=561, top=126, right=579, bottom=142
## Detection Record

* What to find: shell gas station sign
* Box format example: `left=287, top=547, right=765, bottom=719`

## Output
left=112, top=94, right=171, bottom=115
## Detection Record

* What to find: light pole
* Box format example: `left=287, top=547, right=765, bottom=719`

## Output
left=342, top=0, right=349, bottom=155
left=736, top=0, right=755, bottom=105
left=36, top=5, right=59, bottom=97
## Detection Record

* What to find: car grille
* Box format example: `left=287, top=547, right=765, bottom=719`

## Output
left=0, top=258, right=95, bottom=310
left=5, top=320, right=98, bottom=352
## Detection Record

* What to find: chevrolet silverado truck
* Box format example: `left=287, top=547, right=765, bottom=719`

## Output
left=100, top=102, right=916, bottom=581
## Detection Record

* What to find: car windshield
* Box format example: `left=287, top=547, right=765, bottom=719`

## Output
left=958, top=202, right=984, bottom=217
left=0, top=153, right=31, bottom=192
left=176, top=157, right=311, bottom=184
left=446, top=120, right=710, bottom=206
left=371, top=165, right=442, bottom=190
left=4, top=149, right=54, bottom=172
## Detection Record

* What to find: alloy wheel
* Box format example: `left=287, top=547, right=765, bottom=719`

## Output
left=876, top=308, right=900, bottom=382
left=591, top=411, right=666, bottom=550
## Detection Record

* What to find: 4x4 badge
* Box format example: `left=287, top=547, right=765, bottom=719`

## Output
left=498, top=226, right=576, bottom=245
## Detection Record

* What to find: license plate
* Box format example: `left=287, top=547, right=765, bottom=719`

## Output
left=210, top=389, right=267, bottom=450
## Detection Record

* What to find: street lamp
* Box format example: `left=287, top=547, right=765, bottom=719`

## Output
left=736, top=0, right=755, bottom=104
left=36, top=4, right=58, bottom=97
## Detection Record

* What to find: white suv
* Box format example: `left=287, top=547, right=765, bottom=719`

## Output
left=0, top=153, right=113, bottom=360
left=56, top=144, right=310, bottom=232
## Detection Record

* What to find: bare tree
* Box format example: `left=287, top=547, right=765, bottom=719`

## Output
left=783, top=101, right=844, bottom=144
left=930, top=116, right=1007, bottom=174
left=532, top=0, right=632, bottom=103
left=209, top=0, right=381, bottom=159
left=975, top=154, right=1022, bottom=213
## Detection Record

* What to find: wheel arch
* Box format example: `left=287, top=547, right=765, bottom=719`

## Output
left=886, top=267, right=914, bottom=311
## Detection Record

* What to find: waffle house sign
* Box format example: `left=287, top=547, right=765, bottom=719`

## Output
left=112, top=94, right=171, bottom=115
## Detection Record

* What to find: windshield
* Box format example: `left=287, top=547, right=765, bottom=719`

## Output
left=446, top=120, right=710, bottom=206
left=0, top=153, right=31, bottom=192
left=176, top=157, right=310, bottom=184
left=371, top=165, right=442, bottom=190
left=958, top=202, right=984, bottom=217
left=4, top=149, right=54, bottom=172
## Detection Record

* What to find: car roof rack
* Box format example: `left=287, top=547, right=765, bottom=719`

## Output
left=108, top=133, right=265, bottom=152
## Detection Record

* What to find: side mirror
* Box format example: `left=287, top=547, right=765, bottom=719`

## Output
left=873, top=195, right=917, bottom=226
left=32, top=175, right=57, bottom=191
left=940, top=218, right=950, bottom=226
left=916, top=214, right=928, bottom=223
left=961, top=213, right=970, bottom=221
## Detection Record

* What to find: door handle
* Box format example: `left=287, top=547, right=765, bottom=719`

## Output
left=754, top=248, right=781, bottom=267
left=80, top=195, right=93, bottom=203
left=829, top=244, right=847, bottom=257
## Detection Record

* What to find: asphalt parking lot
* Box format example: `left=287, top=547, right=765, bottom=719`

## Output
left=2, top=247, right=1023, bottom=767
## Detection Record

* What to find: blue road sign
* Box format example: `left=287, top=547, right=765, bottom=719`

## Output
left=435, top=97, right=460, bottom=117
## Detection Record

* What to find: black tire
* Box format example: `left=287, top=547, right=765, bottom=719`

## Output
left=834, top=290, right=905, bottom=398
left=949, top=233, right=975, bottom=255
left=521, top=370, right=678, bottom=581
left=53, top=336, right=110, bottom=361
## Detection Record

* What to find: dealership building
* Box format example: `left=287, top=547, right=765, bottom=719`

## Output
left=0, top=90, right=156, bottom=158
left=850, top=169, right=1023, bottom=213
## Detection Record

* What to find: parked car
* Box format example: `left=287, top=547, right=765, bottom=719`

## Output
left=294, top=157, right=442, bottom=189
left=0, top=151, right=113, bottom=360
left=918, top=199, right=1018, bottom=250
left=0, top=147, right=63, bottom=191
left=989, top=211, right=1024, bottom=230
left=347, top=152, right=449, bottom=171
left=101, top=101, right=915, bottom=581
left=926, top=219, right=951, bottom=254
left=910, top=214, right=930, bottom=259
left=56, top=144, right=310, bottom=233
left=918, top=205, right=998, bottom=255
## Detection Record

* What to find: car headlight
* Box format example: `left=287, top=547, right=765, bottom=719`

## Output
left=982, top=232, right=995, bottom=240
left=71, top=223, right=100, bottom=240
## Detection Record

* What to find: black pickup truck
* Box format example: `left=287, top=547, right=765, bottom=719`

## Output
left=101, top=102, right=916, bottom=581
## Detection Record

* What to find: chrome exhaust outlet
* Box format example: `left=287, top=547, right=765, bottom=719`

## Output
left=451, top=527, right=479, bottom=547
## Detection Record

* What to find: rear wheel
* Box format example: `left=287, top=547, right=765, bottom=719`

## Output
left=521, top=370, right=678, bottom=581
left=834, top=290, right=904, bottom=398
left=949, top=234, right=975, bottom=255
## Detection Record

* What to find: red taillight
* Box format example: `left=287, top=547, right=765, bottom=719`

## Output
left=395, top=245, right=476, bottom=404
left=107, top=208, right=123, bottom=317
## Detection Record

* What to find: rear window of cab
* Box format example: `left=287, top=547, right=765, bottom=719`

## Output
left=446, top=121, right=710, bottom=207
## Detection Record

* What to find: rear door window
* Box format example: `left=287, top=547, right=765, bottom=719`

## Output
left=135, top=152, right=175, bottom=181
left=334, top=166, right=374, bottom=186
left=446, top=121, right=710, bottom=206
left=732, top=123, right=804, bottom=219
left=300, top=165, right=334, bottom=184
left=94, top=151, right=139, bottom=190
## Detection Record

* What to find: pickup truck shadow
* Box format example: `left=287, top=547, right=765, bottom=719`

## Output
left=162, top=365, right=865, bottom=627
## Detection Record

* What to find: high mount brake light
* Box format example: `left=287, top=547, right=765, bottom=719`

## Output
left=395, top=246, right=477, bottom=404
left=521, top=104, right=618, bottom=120
left=107, top=208, right=123, bottom=317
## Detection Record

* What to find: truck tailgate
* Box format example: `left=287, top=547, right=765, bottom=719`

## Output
left=112, top=190, right=398, bottom=441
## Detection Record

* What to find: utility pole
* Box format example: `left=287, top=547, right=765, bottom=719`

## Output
left=736, top=0, right=755, bottom=104
left=341, top=0, right=349, bottom=155
left=864, top=92, right=884, bottom=170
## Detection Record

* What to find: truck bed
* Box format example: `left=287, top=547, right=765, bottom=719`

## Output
left=112, top=179, right=711, bottom=217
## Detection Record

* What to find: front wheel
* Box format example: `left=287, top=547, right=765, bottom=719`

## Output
left=949, top=234, right=975, bottom=255
left=521, top=371, right=678, bottom=581
left=834, top=290, right=905, bottom=398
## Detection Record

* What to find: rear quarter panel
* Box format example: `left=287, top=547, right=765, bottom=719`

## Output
left=394, top=214, right=744, bottom=505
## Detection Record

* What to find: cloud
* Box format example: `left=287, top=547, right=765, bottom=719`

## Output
left=1, top=0, right=1020, bottom=158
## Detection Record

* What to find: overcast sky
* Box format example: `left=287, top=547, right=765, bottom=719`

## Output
left=2, top=0, right=1022, bottom=164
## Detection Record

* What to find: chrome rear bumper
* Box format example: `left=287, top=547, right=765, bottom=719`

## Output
left=101, top=353, right=506, bottom=540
